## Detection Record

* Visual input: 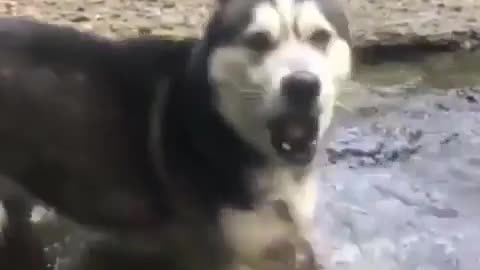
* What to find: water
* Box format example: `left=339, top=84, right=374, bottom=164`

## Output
left=315, top=52, right=480, bottom=270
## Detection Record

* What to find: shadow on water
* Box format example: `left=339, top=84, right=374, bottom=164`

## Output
left=315, top=51, right=480, bottom=270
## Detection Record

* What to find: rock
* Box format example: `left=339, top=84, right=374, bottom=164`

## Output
left=162, top=1, right=176, bottom=8
left=69, top=15, right=90, bottom=23
left=138, top=26, right=152, bottom=35
left=2, top=0, right=479, bottom=53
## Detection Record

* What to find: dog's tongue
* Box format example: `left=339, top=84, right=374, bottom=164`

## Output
left=268, top=115, right=319, bottom=166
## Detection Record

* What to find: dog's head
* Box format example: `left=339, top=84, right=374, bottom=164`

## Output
left=206, top=0, right=352, bottom=166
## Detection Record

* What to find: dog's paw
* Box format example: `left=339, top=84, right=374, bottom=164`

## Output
left=260, top=236, right=321, bottom=270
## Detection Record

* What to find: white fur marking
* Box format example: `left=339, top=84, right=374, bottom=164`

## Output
left=220, top=166, right=321, bottom=268
left=210, top=0, right=352, bottom=157
left=0, top=202, right=7, bottom=230
left=221, top=205, right=295, bottom=264
left=281, top=142, right=292, bottom=151
left=30, top=205, right=57, bottom=224
left=210, top=1, right=352, bottom=265
left=274, top=0, right=295, bottom=30
left=296, top=1, right=335, bottom=38
left=247, top=2, right=281, bottom=41
left=328, top=38, right=352, bottom=80
left=263, top=166, right=319, bottom=236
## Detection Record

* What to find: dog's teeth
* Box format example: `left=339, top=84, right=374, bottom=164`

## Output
left=281, top=142, right=291, bottom=151
left=312, top=140, right=317, bottom=146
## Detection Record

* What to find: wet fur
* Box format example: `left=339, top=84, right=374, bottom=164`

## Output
left=0, top=192, right=47, bottom=270
left=0, top=17, right=194, bottom=228
left=202, top=0, right=352, bottom=268
left=0, top=16, right=265, bottom=270
left=0, top=16, right=232, bottom=270
left=0, top=0, right=352, bottom=268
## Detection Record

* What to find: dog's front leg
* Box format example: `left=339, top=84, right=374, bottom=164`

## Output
left=220, top=202, right=317, bottom=270
left=273, top=170, right=335, bottom=269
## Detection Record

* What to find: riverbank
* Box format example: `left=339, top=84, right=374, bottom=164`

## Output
left=2, top=0, right=480, bottom=59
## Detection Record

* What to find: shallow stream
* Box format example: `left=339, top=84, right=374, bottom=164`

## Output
left=316, top=51, right=480, bottom=270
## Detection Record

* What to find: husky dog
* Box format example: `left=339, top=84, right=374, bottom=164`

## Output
left=187, top=0, right=352, bottom=268
left=0, top=0, right=351, bottom=269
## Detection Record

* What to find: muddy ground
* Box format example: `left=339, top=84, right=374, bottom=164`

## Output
left=1, top=0, right=480, bottom=51
left=1, top=1, right=480, bottom=270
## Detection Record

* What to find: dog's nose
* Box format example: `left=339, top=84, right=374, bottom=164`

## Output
left=281, top=71, right=320, bottom=105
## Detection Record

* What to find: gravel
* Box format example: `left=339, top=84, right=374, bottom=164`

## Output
left=1, top=0, right=480, bottom=51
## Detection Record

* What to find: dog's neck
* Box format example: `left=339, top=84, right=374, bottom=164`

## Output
left=158, top=42, right=263, bottom=211
left=159, top=41, right=315, bottom=212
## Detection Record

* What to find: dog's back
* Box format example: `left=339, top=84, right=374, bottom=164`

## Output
left=0, top=17, right=195, bottom=231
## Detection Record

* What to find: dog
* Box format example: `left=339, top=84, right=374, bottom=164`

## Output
left=0, top=0, right=352, bottom=269
left=0, top=16, right=209, bottom=270
left=188, top=0, right=352, bottom=268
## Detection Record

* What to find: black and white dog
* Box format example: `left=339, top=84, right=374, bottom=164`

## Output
left=0, top=0, right=352, bottom=269
left=197, top=0, right=352, bottom=268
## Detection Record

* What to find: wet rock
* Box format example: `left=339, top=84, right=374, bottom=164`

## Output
left=138, top=26, right=152, bottom=36
left=465, top=95, right=478, bottom=103
left=440, top=132, right=460, bottom=145
left=326, top=126, right=422, bottom=167
left=357, top=106, right=379, bottom=117
left=418, top=206, right=459, bottom=219
left=69, top=15, right=90, bottom=23
left=434, top=103, right=450, bottom=112
left=319, top=70, right=480, bottom=270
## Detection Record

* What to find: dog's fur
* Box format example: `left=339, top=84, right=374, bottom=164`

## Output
left=0, top=195, right=48, bottom=270
left=191, top=0, right=352, bottom=268
left=0, top=0, right=352, bottom=269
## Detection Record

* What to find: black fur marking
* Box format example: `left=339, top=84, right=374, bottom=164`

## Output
left=0, top=198, right=48, bottom=270
left=0, top=16, right=266, bottom=234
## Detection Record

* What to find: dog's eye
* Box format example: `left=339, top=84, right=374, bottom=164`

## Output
left=243, top=31, right=275, bottom=52
left=308, top=29, right=331, bottom=47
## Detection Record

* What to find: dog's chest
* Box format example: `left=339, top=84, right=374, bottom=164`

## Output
left=252, top=166, right=318, bottom=227
left=255, top=167, right=302, bottom=201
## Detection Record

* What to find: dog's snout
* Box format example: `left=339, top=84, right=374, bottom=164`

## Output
left=281, top=71, right=320, bottom=104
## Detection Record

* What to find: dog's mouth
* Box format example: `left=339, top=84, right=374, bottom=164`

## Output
left=268, top=114, right=319, bottom=166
